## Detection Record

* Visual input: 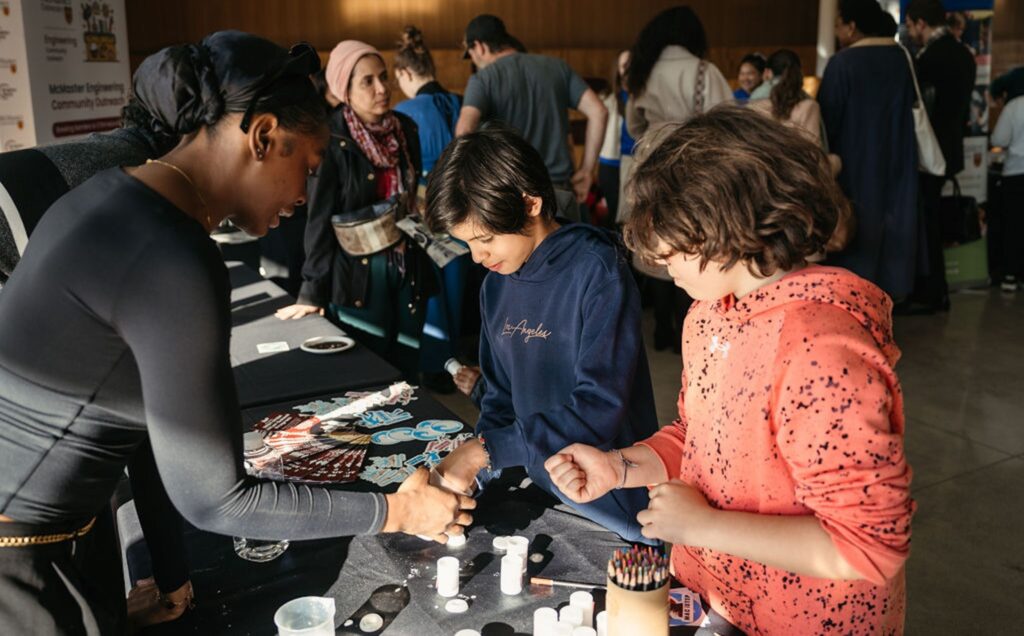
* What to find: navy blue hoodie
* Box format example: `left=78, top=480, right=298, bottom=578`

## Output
left=477, top=222, right=658, bottom=542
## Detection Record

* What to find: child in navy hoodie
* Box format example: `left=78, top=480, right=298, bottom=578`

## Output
left=424, top=124, right=657, bottom=542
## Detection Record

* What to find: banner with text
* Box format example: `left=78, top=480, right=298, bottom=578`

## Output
left=0, top=0, right=129, bottom=151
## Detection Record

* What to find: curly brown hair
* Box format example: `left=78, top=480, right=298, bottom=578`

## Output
left=623, top=106, right=849, bottom=277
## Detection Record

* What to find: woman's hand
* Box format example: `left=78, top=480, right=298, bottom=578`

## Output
left=434, top=439, right=489, bottom=494
left=383, top=467, right=476, bottom=542
left=636, top=480, right=717, bottom=546
left=275, top=304, right=323, bottom=320
left=544, top=444, right=621, bottom=504
left=126, top=578, right=192, bottom=631
left=453, top=366, right=481, bottom=396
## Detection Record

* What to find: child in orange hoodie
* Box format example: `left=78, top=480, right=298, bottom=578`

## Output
left=545, top=106, right=914, bottom=635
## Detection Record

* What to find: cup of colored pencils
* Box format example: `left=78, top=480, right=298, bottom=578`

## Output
left=605, top=545, right=670, bottom=636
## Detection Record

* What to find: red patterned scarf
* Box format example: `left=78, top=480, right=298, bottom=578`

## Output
left=342, top=106, right=415, bottom=199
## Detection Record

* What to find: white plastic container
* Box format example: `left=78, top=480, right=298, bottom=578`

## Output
left=559, top=605, right=584, bottom=627
left=500, top=554, right=524, bottom=595
left=534, top=607, right=558, bottom=636
left=552, top=622, right=575, bottom=636
left=570, top=590, right=595, bottom=627
left=444, top=358, right=464, bottom=376
left=436, top=556, right=460, bottom=597
left=505, top=536, right=529, bottom=573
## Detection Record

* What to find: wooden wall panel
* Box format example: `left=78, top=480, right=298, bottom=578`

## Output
left=126, top=0, right=819, bottom=54
left=992, top=0, right=1023, bottom=79
left=125, top=0, right=821, bottom=89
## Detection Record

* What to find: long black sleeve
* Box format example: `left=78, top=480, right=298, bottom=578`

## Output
left=0, top=168, right=387, bottom=536
left=116, top=229, right=387, bottom=540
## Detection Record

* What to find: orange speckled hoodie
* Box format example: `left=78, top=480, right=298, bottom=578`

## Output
left=640, top=265, right=913, bottom=635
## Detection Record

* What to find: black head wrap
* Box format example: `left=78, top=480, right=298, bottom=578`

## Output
left=129, top=30, right=320, bottom=142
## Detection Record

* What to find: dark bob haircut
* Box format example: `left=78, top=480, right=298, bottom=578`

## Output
left=425, top=123, right=556, bottom=235
left=623, top=106, right=849, bottom=277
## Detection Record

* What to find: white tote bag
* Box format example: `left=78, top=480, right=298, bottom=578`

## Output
left=901, top=45, right=946, bottom=176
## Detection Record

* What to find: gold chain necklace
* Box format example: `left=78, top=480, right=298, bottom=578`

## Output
left=146, top=159, right=213, bottom=230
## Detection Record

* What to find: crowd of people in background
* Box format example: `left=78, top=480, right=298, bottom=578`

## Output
left=0, top=0, right=1019, bottom=633
left=283, top=0, right=1005, bottom=379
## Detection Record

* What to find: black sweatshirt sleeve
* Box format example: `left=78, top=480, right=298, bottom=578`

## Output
left=115, top=231, right=387, bottom=540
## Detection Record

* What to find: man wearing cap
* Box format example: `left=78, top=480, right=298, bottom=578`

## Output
left=456, top=14, right=607, bottom=220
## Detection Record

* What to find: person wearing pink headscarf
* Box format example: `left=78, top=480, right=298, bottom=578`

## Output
left=278, top=41, right=436, bottom=378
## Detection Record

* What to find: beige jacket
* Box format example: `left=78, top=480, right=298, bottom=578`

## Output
left=625, top=45, right=733, bottom=144
left=749, top=97, right=823, bottom=145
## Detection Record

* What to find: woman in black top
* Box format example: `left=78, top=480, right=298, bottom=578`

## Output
left=0, top=31, right=472, bottom=634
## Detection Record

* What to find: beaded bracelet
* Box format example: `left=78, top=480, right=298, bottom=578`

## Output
left=476, top=434, right=493, bottom=472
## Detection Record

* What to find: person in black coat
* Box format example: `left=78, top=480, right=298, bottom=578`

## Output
left=278, top=41, right=437, bottom=377
left=819, top=0, right=919, bottom=299
left=905, top=0, right=977, bottom=312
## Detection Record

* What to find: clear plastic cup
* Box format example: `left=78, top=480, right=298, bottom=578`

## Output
left=273, top=596, right=335, bottom=636
left=233, top=537, right=290, bottom=562
left=234, top=433, right=289, bottom=562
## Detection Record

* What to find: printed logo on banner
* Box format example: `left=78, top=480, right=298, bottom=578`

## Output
left=370, top=420, right=464, bottom=446
left=358, top=409, right=413, bottom=429
left=81, top=1, right=119, bottom=62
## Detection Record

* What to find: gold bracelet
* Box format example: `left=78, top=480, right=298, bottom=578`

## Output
left=157, top=582, right=195, bottom=611
left=0, top=517, right=96, bottom=548
left=476, top=435, right=493, bottom=472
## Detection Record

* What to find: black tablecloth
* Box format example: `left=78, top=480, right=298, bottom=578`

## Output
left=226, top=263, right=402, bottom=408
left=118, top=265, right=698, bottom=634
left=123, top=483, right=636, bottom=635
left=120, top=386, right=699, bottom=635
